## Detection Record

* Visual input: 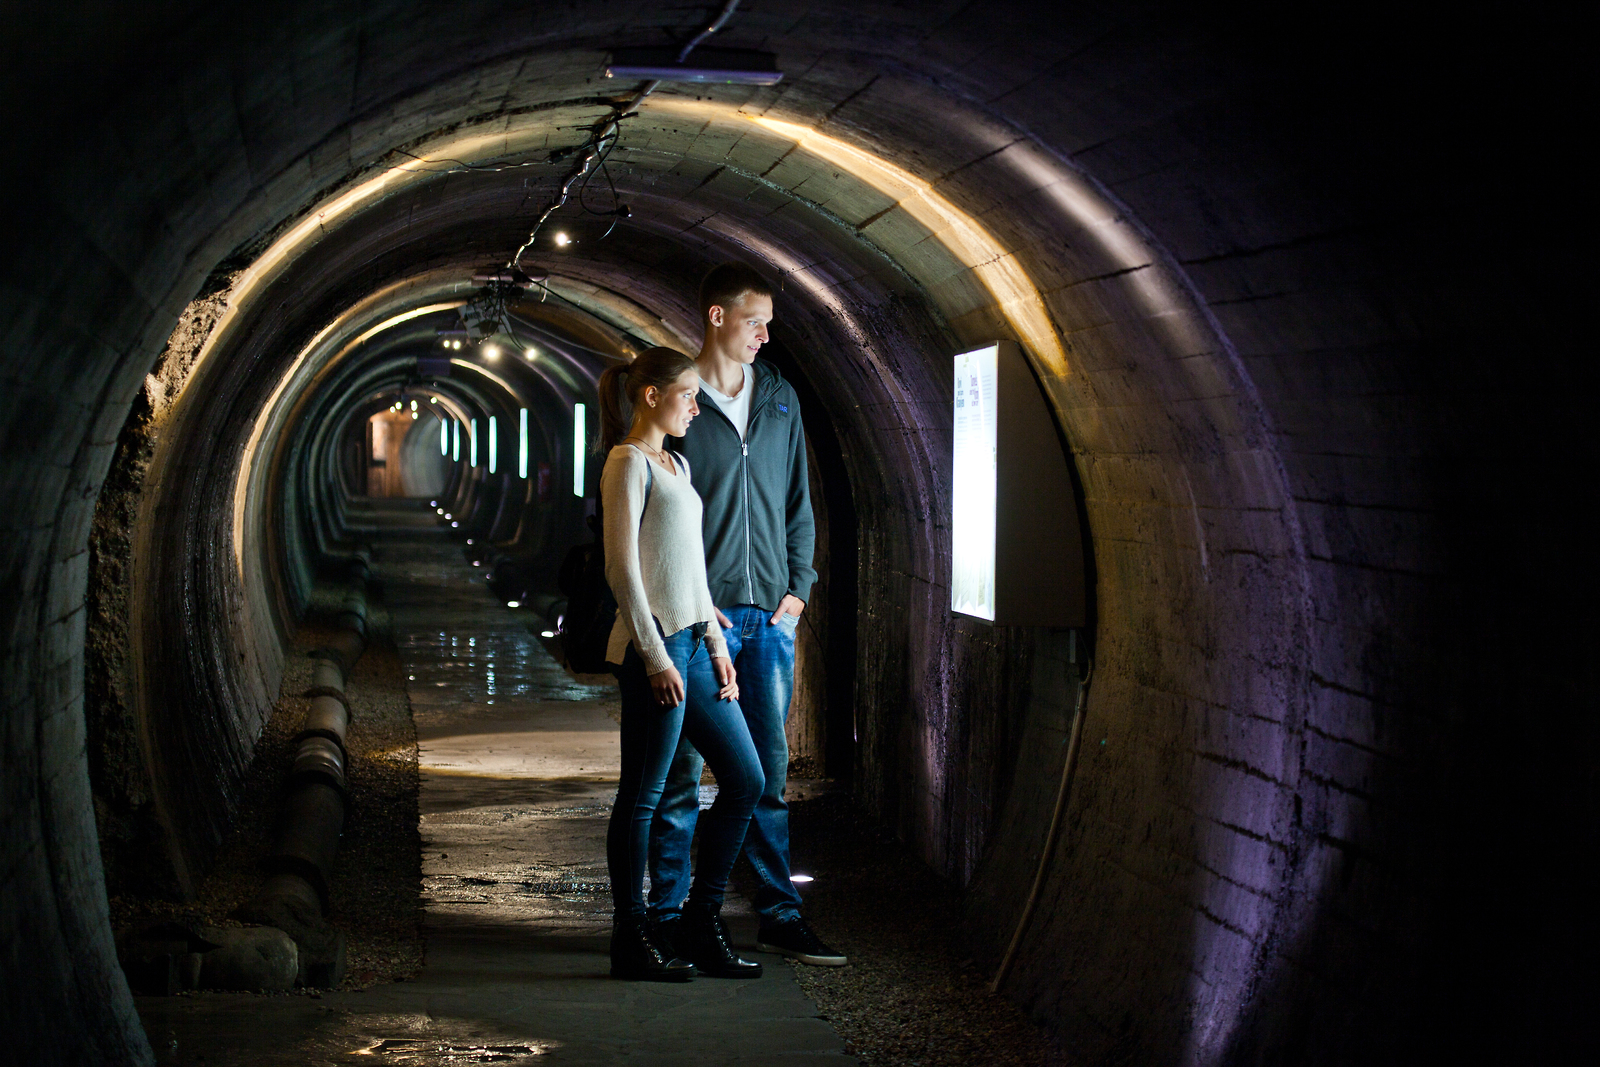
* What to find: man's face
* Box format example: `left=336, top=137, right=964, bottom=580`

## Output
left=711, top=291, right=772, bottom=363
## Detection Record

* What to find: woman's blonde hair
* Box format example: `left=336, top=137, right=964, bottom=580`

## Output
left=596, top=346, right=698, bottom=453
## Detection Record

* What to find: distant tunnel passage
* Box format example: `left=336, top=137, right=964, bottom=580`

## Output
left=0, top=4, right=1576, bottom=1066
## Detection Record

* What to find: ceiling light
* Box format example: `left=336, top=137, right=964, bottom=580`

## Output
left=506, top=601, right=520, bottom=608
left=411, top=411, right=417, bottom=419
left=553, top=232, right=571, bottom=247
left=606, top=46, right=782, bottom=86
left=466, top=538, right=473, bottom=544
left=430, top=396, right=437, bottom=404
left=525, top=346, right=538, bottom=360
left=482, top=343, right=500, bottom=359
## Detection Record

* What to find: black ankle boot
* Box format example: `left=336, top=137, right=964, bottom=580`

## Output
left=610, top=918, right=694, bottom=981
left=683, top=903, right=762, bottom=979
left=647, top=916, right=683, bottom=962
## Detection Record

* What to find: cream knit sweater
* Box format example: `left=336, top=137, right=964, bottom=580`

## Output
left=602, top=445, right=729, bottom=674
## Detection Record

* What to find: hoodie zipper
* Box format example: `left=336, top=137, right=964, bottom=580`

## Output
left=701, top=367, right=774, bottom=607
left=741, top=379, right=777, bottom=606
left=741, top=439, right=753, bottom=603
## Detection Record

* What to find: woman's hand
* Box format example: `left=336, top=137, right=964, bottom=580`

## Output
left=648, top=664, right=686, bottom=708
left=712, top=655, right=739, bottom=703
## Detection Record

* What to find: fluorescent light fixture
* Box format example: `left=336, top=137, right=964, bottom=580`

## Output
left=540, top=630, right=556, bottom=638
left=606, top=47, right=782, bottom=86
left=519, top=408, right=529, bottom=479
left=951, top=344, right=998, bottom=621
left=488, top=415, right=498, bottom=473
left=573, top=403, right=586, bottom=496
left=440, top=417, right=449, bottom=455
left=790, top=873, right=815, bottom=884
left=453, top=419, right=461, bottom=462
left=507, top=601, right=520, bottom=608
left=470, top=418, right=478, bottom=468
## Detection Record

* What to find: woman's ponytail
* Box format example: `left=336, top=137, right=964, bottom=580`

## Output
left=594, top=347, right=698, bottom=455
left=597, top=363, right=631, bottom=454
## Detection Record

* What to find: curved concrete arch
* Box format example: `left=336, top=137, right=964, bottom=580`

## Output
left=0, top=5, right=1570, bottom=1065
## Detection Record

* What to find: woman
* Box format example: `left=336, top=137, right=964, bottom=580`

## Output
left=598, top=346, right=766, bottom=981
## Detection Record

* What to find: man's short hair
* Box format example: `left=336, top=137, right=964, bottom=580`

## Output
left=699, top=263, right=774, bottom=321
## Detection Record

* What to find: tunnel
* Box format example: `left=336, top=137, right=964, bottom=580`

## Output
left=0, top=3, right=1582, bottom=1065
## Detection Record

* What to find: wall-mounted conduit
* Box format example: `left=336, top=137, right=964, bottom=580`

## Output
left=237, top=553, right=371, bottom=988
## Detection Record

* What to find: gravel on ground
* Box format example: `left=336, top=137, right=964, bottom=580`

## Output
left=743, top=792, right=1063, bottom=1067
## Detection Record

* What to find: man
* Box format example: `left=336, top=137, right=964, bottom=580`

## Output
left=651, top=263, right=847, bottom=966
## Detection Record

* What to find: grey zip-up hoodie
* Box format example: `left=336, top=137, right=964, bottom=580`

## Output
left=669, top=358, right=816, bottom=611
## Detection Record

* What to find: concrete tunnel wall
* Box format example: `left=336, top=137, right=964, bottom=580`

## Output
left=0, top=4, right=1582, bottom=1065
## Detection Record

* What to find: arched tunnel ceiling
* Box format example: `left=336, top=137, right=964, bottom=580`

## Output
left=0, top=4, right=1581, bottom=1065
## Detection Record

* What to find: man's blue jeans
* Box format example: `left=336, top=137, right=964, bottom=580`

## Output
left=648, top=605, right=802, bottom=923
left=608, top=625, right=763, bottom=923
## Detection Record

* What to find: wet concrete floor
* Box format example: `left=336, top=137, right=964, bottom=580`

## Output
left=138, top=502, right=853, bottom=1066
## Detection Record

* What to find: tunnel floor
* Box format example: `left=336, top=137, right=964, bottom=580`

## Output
left=137, top=500, right=850, bottom=1066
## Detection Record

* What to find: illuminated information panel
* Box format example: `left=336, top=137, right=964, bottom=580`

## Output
left=952, top=344, right=999, bottom=620
left=951, top=341, right=1086, bottom=626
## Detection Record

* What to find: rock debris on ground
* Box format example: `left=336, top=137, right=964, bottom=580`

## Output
left=744, top=792, right=1062, bottom=1067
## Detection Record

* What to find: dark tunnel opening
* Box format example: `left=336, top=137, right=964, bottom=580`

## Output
left=1, top=3, right=1586, bottom=1065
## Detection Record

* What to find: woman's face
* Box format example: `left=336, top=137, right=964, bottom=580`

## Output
left=649, top=369, right=701, bottom=438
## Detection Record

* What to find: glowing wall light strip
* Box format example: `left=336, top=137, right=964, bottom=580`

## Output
left=470, top=418, right=479, bottom=468
left=453, top=419, right=461, bottom=462
left=440, top=414, right=449, bottom=455
left=951, top=344, right=998, bottom=620
left=743, top=113, right=1066, bottom=376
left=573, top=403, right=587, bottom=497
left=488, top=415, right=498, bottom=474
left=519, top=408, right=529, bottom=479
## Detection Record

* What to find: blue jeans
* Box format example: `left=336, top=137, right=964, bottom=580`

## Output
left=648, top=605, right=802, bottom=923
left=608, top=625, right=763, bottom=922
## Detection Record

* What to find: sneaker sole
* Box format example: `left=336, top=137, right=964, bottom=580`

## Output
left=755, top=941, right=848, bottom=966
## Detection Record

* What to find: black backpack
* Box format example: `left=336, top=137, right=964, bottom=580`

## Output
left=557, top=458, right=653, bottom=673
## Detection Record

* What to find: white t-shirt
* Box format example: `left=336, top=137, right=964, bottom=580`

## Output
left=701, top=363, right=755, bottom=440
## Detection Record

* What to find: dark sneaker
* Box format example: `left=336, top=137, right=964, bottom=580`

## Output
left=756, top=917, right=848, bottom=966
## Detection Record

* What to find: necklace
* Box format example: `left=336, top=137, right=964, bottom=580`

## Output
left=623, top=435, right=672, bottom=469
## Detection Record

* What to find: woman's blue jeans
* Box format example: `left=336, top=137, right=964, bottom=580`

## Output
left=648, top=606, right=803, bottom=924
left=608, top=625, right=763, bottom=923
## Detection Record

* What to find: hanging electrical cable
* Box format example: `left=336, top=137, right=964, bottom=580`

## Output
left=506, top=0, right=745, bottom=272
